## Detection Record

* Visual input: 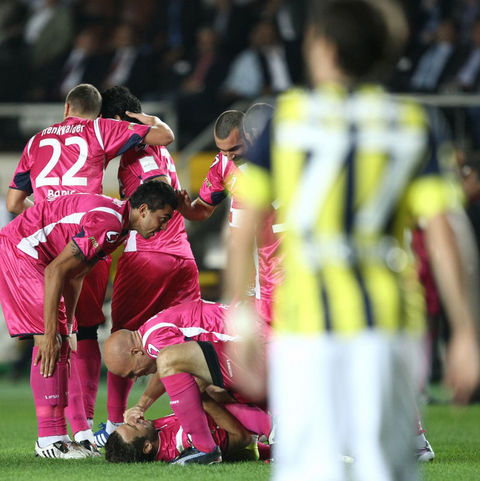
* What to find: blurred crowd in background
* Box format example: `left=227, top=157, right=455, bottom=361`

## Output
left=2, top=0, right=480, bottom=147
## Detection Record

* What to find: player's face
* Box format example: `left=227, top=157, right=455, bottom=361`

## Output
left=117, top=419, right=156, bottom=444
left=125, top=354, right=157, bottom=381
left=136, top=205, right=174, bottom=239
left=215, top=128, right=245, bottom=162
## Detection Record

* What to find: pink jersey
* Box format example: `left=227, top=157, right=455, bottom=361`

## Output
left=9, top=116, right=150, bottom=200
left=198, top=153, right=245, bottom=228
left=138, top=300, right=234, bottom=358
left=153, top=414, right=228, bottom=462
left=254, top=206, right=285, bottom=324
left=119, top=144, right=194, bottom=259
left=0, top=193, right=130, bottom=265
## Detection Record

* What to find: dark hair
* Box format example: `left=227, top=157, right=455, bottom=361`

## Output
left=66, top=84, right=102, bottom=117
left=101, top=86, right=142, bottom=122
left=129, top=181, right=178, bottom=211
left=307, top=0, right=402, bottom=80
left=214, top=110, right=244, bottom=139
left=105, top=431, right=155, bottom=463
left=244, top=103, right=274, bottom=143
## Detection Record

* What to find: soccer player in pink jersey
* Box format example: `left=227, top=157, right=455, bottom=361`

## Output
left=104, top=395, right=264, bottom=463
left=93, top=86, right=201, bottom=446
left=103, top=299, right=272, bottom=465
left=242, top=103, right=284, bottom=326
left=5, top=83, right=175, bottom=451
left=0, top=181, right=177, bottom=459
left=177, top=110, right=246, bottom=227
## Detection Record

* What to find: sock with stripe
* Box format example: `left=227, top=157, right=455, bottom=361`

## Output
left=31, top=344, right=69, bottom=444
left=161, top=372, right=217, bottom=453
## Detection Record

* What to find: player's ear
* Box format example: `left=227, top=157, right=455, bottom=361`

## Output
left=139, top=203, right=149, bottom=218
left=143, top=440, right=153, bottom=454
left=131, top=346, right=144, bottom=356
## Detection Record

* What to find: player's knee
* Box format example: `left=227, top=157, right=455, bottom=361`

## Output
left=157, top=346, right=179, bottom=377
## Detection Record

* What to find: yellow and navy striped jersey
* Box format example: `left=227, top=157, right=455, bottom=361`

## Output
left=239, top=84, right=463, bottom=335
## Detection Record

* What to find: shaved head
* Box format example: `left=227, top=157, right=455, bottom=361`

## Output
left=104, top=330, right=136, bottom=377
left=104, top=329, right=157, bottom=379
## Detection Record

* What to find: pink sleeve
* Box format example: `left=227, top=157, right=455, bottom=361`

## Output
left=72, top=211, right=124, bottom=260
left=198, top=155, right=228, bottom=206
left=9, top=137, right=35, bottom=193
left=97, top=118, right=151, bottom=161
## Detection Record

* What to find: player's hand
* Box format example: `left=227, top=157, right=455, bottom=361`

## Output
left=125, top=111, right=159, bottom=126
left=176, top=189, right=192, bottom=213
left=34, top=333, right=62, bottom=378
left=445, top=325, right=480, bottom=404
left=124, top=406, right=145, bottom=424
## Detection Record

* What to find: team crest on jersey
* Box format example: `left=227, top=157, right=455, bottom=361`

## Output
left=106, top=231, right=120, bottom=243
left=89, top=236, right=99, bottom=248
left=147, top=344, right=160, bottom=358
left=128, top=122, right=135, bottom=130
left=205, top=178, right=212, bottom=188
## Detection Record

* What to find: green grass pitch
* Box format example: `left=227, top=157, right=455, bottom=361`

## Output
left=0, top=377, right=478, bottom=481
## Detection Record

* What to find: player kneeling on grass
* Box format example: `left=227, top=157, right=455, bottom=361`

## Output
left=104, top=393, right=262, bottom=463
left=103, top=299, right=273, bottom=465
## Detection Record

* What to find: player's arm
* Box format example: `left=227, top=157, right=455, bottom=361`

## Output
left=176, top=190, right=216, bottom=221
left=35, top=240, right=95, bottom=377
left=124, top=373, right=166, bottom=424
left=6, top=188, right=33, bottom=214
left=424, top=211, right=480, bottom=403
left=201, top=394, right=252, bottom=452
left=126, top=111, right=174, bottom=146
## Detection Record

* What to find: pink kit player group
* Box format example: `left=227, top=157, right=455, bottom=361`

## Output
left=0, top=83, right=277, bottom=463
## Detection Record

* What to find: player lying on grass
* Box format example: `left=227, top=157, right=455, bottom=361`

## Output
left=104, top=392, right=270, bottom=463
left=103, top=299, right=272, bottom=465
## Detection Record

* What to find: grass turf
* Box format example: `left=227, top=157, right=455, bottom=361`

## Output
left=0, top=377, right=479, bottom=480
left=0, top=376, right=271, bottom=481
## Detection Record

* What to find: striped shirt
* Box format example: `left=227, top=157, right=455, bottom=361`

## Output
left=240, top=84, right=463, bottom=335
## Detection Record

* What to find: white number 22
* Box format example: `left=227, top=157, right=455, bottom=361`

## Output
left=36, top=137, right=88, bottom=187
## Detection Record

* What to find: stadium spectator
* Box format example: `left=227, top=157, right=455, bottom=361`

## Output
left=0, top=182, right=177, bottom=459
left=224, top=3, right=480, bottom=481
left=219, top=18, right=293, bottom=104
left=409, top=18, right=458, bottom=92
left=93, top=86, right=201, bottom=447
left=6, top=83, right=174, bottom=454
left=100, top=24, right=152, bottom=98
left=51, top=26, right=108, bottom=101
left=23, top=0, right=74, bottom=101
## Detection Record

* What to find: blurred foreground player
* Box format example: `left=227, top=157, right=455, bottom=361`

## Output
left=225, top=1, right=480, bottom=481
left=0, top=182, right=177, bottom=459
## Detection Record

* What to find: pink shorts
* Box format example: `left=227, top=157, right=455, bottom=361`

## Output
left=111, top=251, right=200, bottom=331
left=0, top=236, right=70, bottom=338
left=75, top=256, right=112, bottom=327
